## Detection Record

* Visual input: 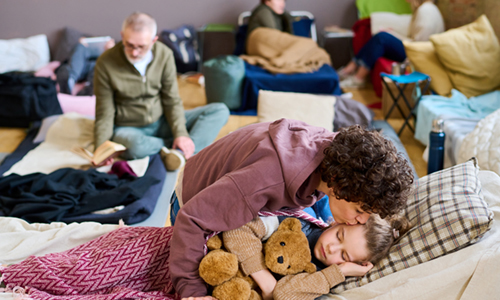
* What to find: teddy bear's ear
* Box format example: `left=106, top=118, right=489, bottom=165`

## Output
left=277, top=217, right=302, bottom=232
left=305, top=262, right=316, bottom=274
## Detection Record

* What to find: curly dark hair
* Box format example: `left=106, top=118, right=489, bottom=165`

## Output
left=318, top=125, right=414, bottom=218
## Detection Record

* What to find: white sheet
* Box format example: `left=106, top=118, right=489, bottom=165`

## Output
left=321, top=170, right=500, bottom=300
left=3, top=113, right=149, bottom=177
left=0, top=217, right=120, bottom=265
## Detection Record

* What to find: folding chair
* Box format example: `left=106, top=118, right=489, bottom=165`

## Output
left=381, top=72, right=431, bottom=136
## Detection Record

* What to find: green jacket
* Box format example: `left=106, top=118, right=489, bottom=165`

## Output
left=93, top=41, right=188, bottom=149
left=247, top=4, right=294, bottom=37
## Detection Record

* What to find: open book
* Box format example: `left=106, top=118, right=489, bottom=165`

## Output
left=72, top=140, right=126, bottom=165
left=80, top=36, right=113, bottom=53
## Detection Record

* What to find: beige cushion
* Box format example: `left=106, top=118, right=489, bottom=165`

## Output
left=403, top=41, right=453, bottom=97
left=430, top=15, right=500, bottom=98
left=257, top=90, right=336, bottom=131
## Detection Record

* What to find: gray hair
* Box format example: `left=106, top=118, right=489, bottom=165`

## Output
left=121, top=12, right=157, bottom=39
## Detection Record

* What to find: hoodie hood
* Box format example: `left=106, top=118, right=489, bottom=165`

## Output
left=268, top=119, right=337, bottom=205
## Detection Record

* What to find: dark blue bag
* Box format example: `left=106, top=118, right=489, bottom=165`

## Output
left=159, top=25, right=200, bottom=73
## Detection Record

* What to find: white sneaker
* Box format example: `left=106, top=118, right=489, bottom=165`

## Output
left=339, top=76, right=366, bottom=89
left=160, top=147, right=186, bottom=171
left=337, top=66, right=353, bottom=81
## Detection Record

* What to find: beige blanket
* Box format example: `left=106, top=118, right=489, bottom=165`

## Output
left=240, top=27, right=331, bottom=74
left=3, top=113, right=149, bottom=177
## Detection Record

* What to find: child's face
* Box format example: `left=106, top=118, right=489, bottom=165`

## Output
left=313, top=224, right=369, bottom=266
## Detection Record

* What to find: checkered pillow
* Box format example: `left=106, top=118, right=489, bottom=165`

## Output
left=332, top=158, right=494, bottom=293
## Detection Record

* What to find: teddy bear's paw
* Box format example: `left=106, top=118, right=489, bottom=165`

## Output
left=199, top=249, right=239, bottom=286
left=249, top=290, right=263, bottom=300
left=235, top=269, right=257, bottom=289
left=213, top=277, right=252, bottom=300
left=207, top=234, right=223, bottom=251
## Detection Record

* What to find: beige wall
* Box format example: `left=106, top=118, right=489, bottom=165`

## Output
left=0, top=0, right=358, bottom=58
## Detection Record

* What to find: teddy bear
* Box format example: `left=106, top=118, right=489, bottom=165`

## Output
left=199, top=217, right=316, bottom=300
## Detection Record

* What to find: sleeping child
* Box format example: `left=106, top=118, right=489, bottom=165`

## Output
left=0, top=214, right=408, bottom=300
left=223, top=214, right=409, bottom=300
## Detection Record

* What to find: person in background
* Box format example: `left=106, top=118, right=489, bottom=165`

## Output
left=338, top=0, right=444, bottom=89
left=56, top=37, right=115, bottom=96
left=169, top=120, right=414, bottom=299
left=247, top=0, right=293, bottom=38
left=93, top=12, right=229, bottom=170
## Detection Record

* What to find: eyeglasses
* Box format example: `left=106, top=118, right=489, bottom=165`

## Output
left=123, top=41, right=152, bottom=52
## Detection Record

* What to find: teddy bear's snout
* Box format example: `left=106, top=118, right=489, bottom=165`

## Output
left=277, top=256, right=283, bottom=264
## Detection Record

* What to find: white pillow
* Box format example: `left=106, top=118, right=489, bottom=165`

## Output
left=0, top=34, right=50, bottom=74
left=257, top=90, right=336, bottom=131
left=370, top=12, right=412, bottom=38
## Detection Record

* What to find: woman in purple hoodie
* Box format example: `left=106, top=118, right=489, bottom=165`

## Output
left=169, top=119, right=414, bottom=299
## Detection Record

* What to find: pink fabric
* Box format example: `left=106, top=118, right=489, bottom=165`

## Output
left=352, top=18, right=372, bottom=55
left=2, top=227, right=179, bottom=300
left=371, top=57, right=395, bottom=98
left=57, top=93, right=96, bottom=117
left=108, top=161, right=137, bottom=178
left=258, top=208, right=330, bottom=229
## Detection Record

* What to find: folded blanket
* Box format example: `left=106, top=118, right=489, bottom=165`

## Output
left=241, top=27, right=331, bottom=74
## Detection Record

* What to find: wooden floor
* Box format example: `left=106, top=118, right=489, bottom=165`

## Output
left=0, top=76, right=427, bottom=178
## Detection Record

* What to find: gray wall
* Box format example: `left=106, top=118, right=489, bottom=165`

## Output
left=0, top=0, right=358, bottom=59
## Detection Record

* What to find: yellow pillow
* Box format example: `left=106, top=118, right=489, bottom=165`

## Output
left=430, top=15, right=500, bottom=98
left=403, top=41, right=453, bottom=97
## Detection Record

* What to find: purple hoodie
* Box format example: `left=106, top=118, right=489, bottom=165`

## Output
left=169, top=119, right=337, bottom=297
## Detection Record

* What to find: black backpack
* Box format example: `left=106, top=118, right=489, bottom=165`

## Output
left=0, top=72, right=62, bottom=128
left=159, top=25, right=200, bottom=74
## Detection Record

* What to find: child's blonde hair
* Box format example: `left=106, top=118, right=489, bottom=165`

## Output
left=364, top=214, right=410, bottom=264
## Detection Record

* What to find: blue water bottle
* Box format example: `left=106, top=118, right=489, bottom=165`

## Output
left=427, top=119, right=445, bottom=174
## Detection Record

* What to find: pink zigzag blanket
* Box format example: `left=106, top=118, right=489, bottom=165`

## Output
left=1, top=226, right=180, bottom=300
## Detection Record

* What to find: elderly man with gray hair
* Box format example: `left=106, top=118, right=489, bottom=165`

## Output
left=93, top=12, right=229, bottom=170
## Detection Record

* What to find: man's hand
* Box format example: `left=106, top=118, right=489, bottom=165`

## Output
left=181, top=297, right=217, bottom=300
left=338, top=261, right=373, bottom=277
left=172, top=136, right=195, bottom=159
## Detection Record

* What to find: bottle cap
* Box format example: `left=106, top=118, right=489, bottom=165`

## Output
left=432, top=119, right=444, bottom=132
